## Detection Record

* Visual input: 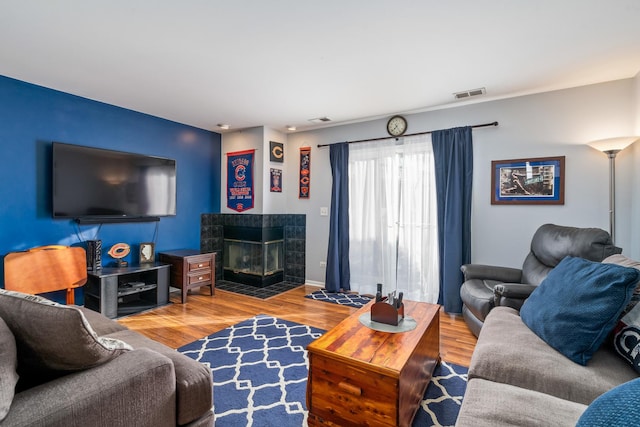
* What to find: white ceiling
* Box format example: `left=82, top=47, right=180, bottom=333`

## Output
left=1, top=0, right=639, bottom=133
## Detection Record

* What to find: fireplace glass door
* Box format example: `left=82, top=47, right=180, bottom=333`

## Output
left=223, top=239, right=284, bottom=277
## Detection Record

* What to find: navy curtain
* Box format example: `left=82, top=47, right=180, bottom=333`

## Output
left=432, top=127, right=473, bottom=313
left=325, top=142, right=350, bottom=292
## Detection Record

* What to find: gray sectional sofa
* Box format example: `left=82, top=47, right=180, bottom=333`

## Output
left=0, top=289, right=213, bottom=427
left=456, top=254, right=640, bottom=426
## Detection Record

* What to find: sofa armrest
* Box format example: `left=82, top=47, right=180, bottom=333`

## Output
left=460, top=264, right=523, bottom=283
left=493, top=283, right=537, bottom=311
left=105, top=329, right=213, bottom=425
left=4, top=348, right=176, bottom=427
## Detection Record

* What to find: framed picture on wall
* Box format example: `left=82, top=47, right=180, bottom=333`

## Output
left=139, top=242, right=155, bottom=263
left=270, top=141, right=284, bottom=162
left=270, top=168, right=282, bottom=192
left=491, top=156, right=565, bottom=205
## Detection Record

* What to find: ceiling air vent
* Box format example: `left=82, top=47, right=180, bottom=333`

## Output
left=308, top=116, right=332, bottom=124
left=454, top=87, right=486, bottom=100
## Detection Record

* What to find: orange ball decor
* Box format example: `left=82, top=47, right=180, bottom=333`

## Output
left=108, top=243, right=130, bottom=267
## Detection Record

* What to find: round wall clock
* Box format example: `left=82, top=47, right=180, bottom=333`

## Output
left=387, top=115, right=408, bottom=137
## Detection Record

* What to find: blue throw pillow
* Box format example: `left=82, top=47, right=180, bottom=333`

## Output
left=576, top=378, right=640, bottom=426
left=520, top=256, right=640, bottom=365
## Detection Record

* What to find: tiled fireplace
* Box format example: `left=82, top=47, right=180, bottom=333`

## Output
left=200, top=214, right=306, bottom=287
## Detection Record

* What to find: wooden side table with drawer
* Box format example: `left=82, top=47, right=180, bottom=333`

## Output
left=158, top=249, right=215, bottom=303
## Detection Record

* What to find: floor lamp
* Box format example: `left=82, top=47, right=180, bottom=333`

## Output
left=588, top=136, right=639, bottom=243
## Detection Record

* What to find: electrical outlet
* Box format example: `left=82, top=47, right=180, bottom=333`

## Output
left=320, top=207, right=329, bottom=216
left=319, top=261, right=326, bottom=268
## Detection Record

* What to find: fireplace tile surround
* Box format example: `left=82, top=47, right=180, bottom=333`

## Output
left=200, top=214, right=306, bottom=286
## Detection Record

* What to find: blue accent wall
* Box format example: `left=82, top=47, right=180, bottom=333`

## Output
left=0, top=75, right=221, bottom=300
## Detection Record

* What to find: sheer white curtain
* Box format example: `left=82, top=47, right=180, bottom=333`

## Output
left=348, top=134, right=439, bottom=302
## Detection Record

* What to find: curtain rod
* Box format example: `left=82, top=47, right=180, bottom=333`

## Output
left=317, top=121, right=498, bottom=148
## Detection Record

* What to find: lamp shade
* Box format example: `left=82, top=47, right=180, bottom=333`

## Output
left=588, top=136, right=639, bottom=153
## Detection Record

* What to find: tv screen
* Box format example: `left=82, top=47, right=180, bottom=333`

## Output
left=52, top=142, right=177, bottom=220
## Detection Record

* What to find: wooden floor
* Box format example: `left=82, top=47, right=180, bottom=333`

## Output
left=117, top=284, right=477, bottom=367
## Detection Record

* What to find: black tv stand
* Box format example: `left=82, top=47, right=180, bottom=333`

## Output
left=84, top=263, right=169, bottom=318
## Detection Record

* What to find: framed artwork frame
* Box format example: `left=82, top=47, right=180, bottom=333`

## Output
left=270, top=141, right=284, bottom=162
left=491, top=156, right=565, bottom=205
left=139, top=242, right=155, bottom=264
left=270, top=168, right=282, bottom=192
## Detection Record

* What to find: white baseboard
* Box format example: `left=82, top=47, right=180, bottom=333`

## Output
left=305, top=280, right=324, bottom=288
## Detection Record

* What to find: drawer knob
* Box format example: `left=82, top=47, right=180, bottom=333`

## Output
left=198, top=263, right=203, bottom=267
left=338, top=381, right=361, bottom=396
left=198, top=276, right=203, bottom=280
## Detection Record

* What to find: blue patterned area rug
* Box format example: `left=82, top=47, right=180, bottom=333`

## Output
left=178, top=315, right=468, bottom=427
left=304, top=289, right=373, bottom=308
left=415, top=361, right=468, bottom=426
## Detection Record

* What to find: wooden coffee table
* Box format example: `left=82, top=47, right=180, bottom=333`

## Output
left=306, top=300, right=440, bottom=427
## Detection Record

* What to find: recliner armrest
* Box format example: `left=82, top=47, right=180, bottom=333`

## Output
left=460, top=264, right=523, bottom=283
left=493, top=283, right=537, bottom=311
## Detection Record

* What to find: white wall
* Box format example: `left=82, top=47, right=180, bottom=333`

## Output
left=285, top=122, right=389, bottom=284
left=262, top=127, right=288, bottom=214
left=284, top=79, right=637, bottom=283
left=219, top=79, right=637, bottom=284
left=634, top=71, right=640, bottom=131
left=221, top=126, right=291, bottom=215
left=628, top=71, right=640, bottom=259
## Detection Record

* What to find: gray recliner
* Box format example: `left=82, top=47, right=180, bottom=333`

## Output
left=460, top=223, right=621, bottom=337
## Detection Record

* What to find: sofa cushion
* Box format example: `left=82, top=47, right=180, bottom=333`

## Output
left=520, top=256, right=639, bottom=365
left=576, top=378, right=640, bottom=426
left=2, top=348, right=177, bottom=427
left=600, top=254, right=640, bottom=373
left=603, top=254, right=640, bottom=315
left=456, top=378, right=586, bottom=427
left=105, top=329, right=213, bottom=426
left=613, top=302, right=640, bottom=373
left=469, top=307, right=638, bottom=405
left=75, top=305, right=129, bottom=335
left=0, top=289, right=132, bottom=388
left=0, top=317, right=19, bottom=422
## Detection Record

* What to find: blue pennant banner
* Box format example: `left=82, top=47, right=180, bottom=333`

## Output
left=227, top=149, right=255, bottom=212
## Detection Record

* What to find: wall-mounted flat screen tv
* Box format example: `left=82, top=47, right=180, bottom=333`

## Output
left=52, top=142, right=177, bottom=221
